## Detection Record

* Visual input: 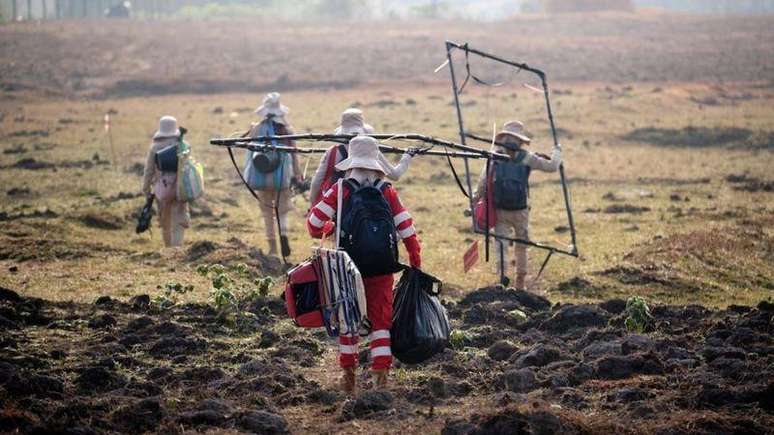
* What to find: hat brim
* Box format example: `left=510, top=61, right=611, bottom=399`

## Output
left=495, top=131, right=531, bottom=147
left=334, top=123, right=374, bottom=135
left=153, top=128, right=180, bottom=140
left=255, top=104, right=290, bottom=118
left=335, top=156, right=389, bottom=174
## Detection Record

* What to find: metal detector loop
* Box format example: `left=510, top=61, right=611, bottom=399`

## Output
left=445, top=40, right=579, bottom=262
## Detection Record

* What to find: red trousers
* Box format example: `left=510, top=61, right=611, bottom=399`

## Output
left=338, top=274, right=394, bottom=370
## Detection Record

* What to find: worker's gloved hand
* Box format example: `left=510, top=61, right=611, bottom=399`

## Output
left=409, top=251, right=422, bottom=269
left=406, top=147, right=422, bottom=157
left=291, top=177, right=310, bottom=193
left=322, top=220, right=335, bottom=237
left=554, top=142, right=562, bottom=151
left=463, top=208, right=472, bottom=217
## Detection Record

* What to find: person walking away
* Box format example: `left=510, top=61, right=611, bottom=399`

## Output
left=308, top=108, right=416, bottom=205
left=307, top=135, right=422, bottom=394
left=142, top=116, right=190, bottom=247
left=244, top=93, right=302, bottom=257
left=472, top=121, right=562, bottom=290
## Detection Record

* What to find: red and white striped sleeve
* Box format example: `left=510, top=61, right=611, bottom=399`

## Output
left=383, top=186, right=416, bottom=240
left=383, top=186, right=421, bottom=268
left=307, top=182, right=341, bottom=239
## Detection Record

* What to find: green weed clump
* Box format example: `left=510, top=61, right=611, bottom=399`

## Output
left=624, top=296, right=654, bottom=333
left=196, top=263, right=275, bottom=332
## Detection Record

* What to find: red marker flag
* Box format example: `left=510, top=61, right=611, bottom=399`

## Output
left=463, top=240, right=479, bottom=273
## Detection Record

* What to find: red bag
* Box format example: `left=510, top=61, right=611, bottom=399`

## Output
left=315, top=145, right=345, bottom=204
left=285, top=260, right=325, bottom=328
left=474, top=167, right=497, bottom=230
left=475, top=199, right=496, bottom=230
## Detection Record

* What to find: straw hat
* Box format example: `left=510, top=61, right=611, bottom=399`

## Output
left=153, top=115, right=180, bottom=140
left=495, top=121, right=531, bottom=149
left=255, top=92, right=290, bottom=119
left=334, top=108, right=375, bottom=135
left=335, top=135, right=390, bottom=174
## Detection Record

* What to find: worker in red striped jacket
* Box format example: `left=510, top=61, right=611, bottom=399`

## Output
left=307, top=135, right=421, bottom=393
left=308, top=107, right=415, bottom=205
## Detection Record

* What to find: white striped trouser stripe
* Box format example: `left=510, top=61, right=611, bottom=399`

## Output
left=339, top=344, right=359, bottom=354
left=369, top=330, right=390, bottom=341
left=371, top=346, right=392, bottom=358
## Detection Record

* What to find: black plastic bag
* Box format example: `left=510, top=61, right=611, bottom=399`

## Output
left=135, top=194, right=155, bottom=234
left=391, top=268, right=450, bottom=364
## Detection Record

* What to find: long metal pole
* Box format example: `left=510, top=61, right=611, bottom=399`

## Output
left=541, top=75, right=578, bottom=256
left=473, top=230, right=577, bottom=258
left=446, top=40, right=543, bottom=77
left=210, top=141, right=488, bottom=160
left=210, top=133, right=511, bottom=161
left=445, top=42, right=476, bottom=220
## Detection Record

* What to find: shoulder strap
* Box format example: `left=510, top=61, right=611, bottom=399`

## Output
left=375, top=179, right=389, bottom=192
left=515, top=149, right=528, bottom=164
left=344, top=178, right=360, bottom=191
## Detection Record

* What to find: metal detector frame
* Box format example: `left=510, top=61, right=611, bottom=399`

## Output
left=445, top=40, right=579, bottom=260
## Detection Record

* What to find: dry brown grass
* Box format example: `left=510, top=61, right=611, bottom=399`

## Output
left=1, top=80, right=772, bottom=307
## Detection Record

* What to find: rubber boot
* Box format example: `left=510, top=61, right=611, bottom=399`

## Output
left=372, top=369, right=389, bottom=390
left=267, top=239, right=278, bottom=256
left=515, top=273, right=527, bottom=291
left=341, top=366, right=357, bottom=395
left=280, top=235, right=291, bottom=258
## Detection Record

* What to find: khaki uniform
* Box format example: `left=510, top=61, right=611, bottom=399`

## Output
left=142, top=137, right=190, bottom=248
left=494, top=208, right=530, bottom=278
left=473, top=145, right=562, bottom=281
left=256, top=189, right=293, bottom=241
left=248, top=120, right=300, bottom=249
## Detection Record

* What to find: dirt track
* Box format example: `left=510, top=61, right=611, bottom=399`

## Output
left=1, top=284, right=772, bottom=434
left=2, top=13, right=774, bottom=97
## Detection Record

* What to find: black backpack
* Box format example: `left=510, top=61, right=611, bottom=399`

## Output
left=493, top=150, right=531, bottom=210
left=339, top=179, right=401, bottom=277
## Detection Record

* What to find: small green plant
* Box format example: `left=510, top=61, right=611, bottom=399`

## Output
left=197, top=263, right=275, bottom=332
left=449, top=329, right=471, bottom=350
left=152, top=281, right=193, bottom=311
left=624, top=296, right=654, bottom=333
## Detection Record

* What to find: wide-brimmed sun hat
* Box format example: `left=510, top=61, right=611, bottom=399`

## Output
left=333, top=108, right=375, bottom=135
left=494, top=120, right=531, bottom=149
left=335, top=135, right=390, bottom=174
left=153, top=115, right=180, bottom=140
left=255, top=92, right=290, bottom=119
